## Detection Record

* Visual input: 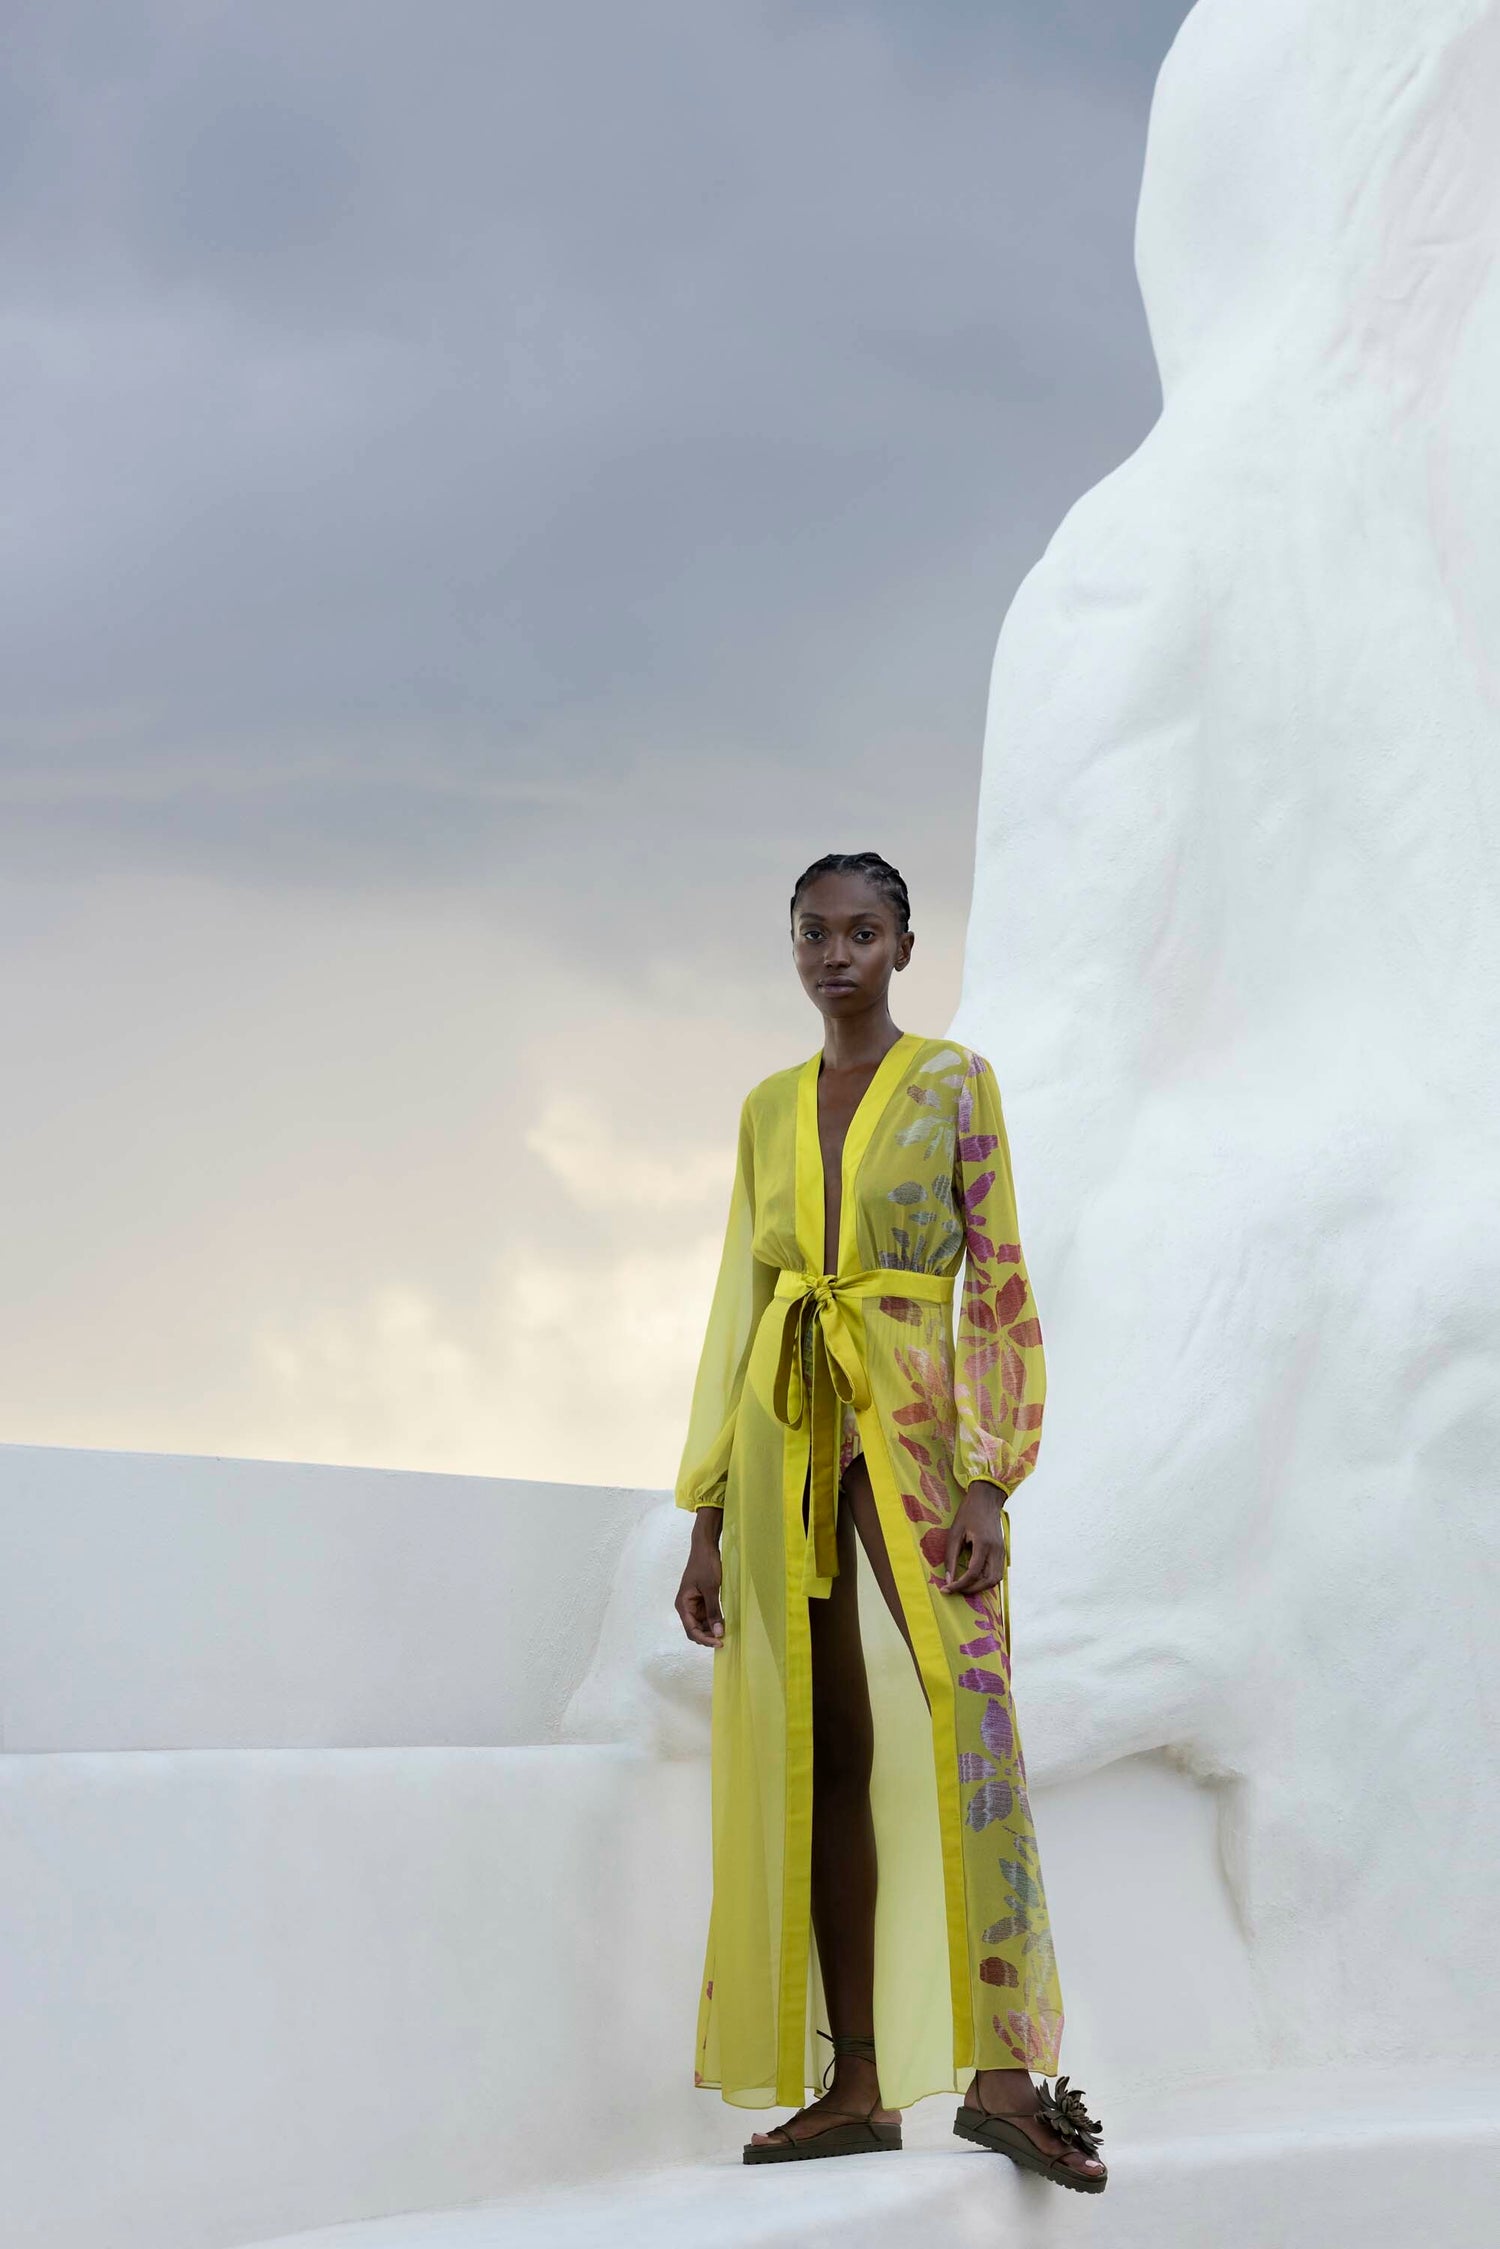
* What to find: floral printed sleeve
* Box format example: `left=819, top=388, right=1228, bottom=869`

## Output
left=674, top=1095, right=776, bottom=1510
left=951, top=1050, right=1046, bottom=1499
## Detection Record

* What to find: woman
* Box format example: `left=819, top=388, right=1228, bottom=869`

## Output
left=673, top=851, right=1105, bottom=2191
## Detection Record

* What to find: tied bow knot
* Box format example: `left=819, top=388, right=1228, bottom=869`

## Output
left=771, top=1271, right=873, bottom=1434
left=769, top=1265, right=954, bottom=1598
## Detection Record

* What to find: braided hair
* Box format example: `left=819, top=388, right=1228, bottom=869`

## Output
left=789, top=851, right=911, bottom=933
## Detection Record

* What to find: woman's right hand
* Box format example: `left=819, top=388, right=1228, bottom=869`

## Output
left=676, top=1506, right=725, bottom=1647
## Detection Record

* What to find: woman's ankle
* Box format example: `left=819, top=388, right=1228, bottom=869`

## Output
left=828, top=2054, right=880, bottom=2088
left=971, top=2066, right=1035, bottom=2104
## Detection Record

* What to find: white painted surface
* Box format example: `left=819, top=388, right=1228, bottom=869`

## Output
left=0, top=1719, right=1261, bottom=2247
left=954, top=0, right=1500, bottom=2071
left=0, top=1443, right=651, bottom=1748
left=242, top=2074, right=1500, bottom=2249
left=564, top=1497, right=713, bottom=1760
left=0, top=1747, right=725, bottom=2249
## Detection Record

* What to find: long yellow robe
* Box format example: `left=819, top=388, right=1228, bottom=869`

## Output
left=675, top=1031, right=1063, bottom=2111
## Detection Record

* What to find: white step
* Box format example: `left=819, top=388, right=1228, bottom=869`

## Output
left=237, top=2074, right=1500, bottom=2249
left=0, top=1443, right=652, bottom=1749
left=1, top=1739, right=1286, bottom=2249
left=0, top=1747, right=729, bottom=2249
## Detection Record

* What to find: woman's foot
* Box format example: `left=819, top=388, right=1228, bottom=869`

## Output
left=748, top=2052, right=900, bottom=2147
left=963, top=2069, right=1107, bottom=2183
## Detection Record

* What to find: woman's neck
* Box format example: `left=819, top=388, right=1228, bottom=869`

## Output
left=820, top=1010, right=904, bottom=1072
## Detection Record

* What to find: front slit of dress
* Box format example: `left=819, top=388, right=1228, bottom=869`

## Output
left=774, top=1036, right=974, bottom=2100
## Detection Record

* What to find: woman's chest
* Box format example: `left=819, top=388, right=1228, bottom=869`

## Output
left=750, top=1066, right=963, bottom=1271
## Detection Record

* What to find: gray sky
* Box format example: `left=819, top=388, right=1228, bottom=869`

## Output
left=1, top=0, right=1192, bottom=1484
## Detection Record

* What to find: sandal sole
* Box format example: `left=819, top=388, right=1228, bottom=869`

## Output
left=953, top=2107, right=1106, bottom=2192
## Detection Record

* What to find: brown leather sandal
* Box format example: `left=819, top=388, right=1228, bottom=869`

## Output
left=742, top=2031, right=902, bottom=2164
left=953, top=2073, right=1107, bottom=2192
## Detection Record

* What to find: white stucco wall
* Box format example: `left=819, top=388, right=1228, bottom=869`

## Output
left=952, top=0, right=1500, bottom=2070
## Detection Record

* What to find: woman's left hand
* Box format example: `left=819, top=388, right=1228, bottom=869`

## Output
left=939, top=1480, right=1008, bottom=1594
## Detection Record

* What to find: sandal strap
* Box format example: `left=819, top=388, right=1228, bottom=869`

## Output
left=966, top=2077, right=1105, bottom=2157
left=762, top=2110, right=885, bottom=2146
left=967, top=2107, right=1104, bottom=2177
left=816, top=2025, right=879, bottom=2094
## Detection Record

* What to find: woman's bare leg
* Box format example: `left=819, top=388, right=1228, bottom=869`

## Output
left=808, top=1495, right=881, bottom=2059
left=750, top=1453, right=1101, bottom=2175
left=839, top=1450, right=923, bottom=1684
left=747, top=1488, right=897, bottom=2143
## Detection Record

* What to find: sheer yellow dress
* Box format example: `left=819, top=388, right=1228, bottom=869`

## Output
left=675, top=1031, right=1063, bottom=2112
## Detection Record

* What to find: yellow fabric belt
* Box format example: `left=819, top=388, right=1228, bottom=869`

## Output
left=770, top=1266, right=956, bottom=1596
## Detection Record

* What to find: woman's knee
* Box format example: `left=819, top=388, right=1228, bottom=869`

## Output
left=810, top=1654, right=873, bottom=1791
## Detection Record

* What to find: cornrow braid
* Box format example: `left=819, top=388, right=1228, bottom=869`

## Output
left=790, top=851, right=911, bottom=933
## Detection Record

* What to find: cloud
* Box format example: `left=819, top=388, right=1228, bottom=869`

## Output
left=0, top=1, right=1192, bottom=1478
left=2, top=3, right=1182, bottom=877
left=525, top=1100, right=734, bottom=1215
left=249, top=1232, right=732, bottom=1487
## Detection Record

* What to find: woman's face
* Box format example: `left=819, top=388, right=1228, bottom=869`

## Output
left=791, top=871, right=913, bottom=1023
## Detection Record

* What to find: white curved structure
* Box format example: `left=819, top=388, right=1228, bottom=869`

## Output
left=954, top=0, right=1500, bottom=2071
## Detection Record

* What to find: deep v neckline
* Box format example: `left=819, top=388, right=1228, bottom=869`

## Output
left=797, top=1031, right=922, bottom=1276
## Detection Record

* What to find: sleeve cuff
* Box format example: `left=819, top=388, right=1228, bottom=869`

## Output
left=675, top=1482, right=726, bottom=1512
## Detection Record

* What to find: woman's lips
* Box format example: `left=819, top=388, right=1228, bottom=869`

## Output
left=821, top=979, right=857, bottom=992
